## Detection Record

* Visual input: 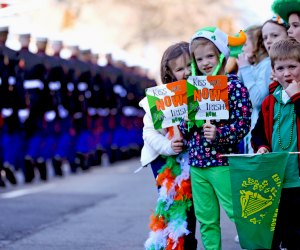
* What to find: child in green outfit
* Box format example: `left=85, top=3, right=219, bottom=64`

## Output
left=179, top=27, right=252, bottom=250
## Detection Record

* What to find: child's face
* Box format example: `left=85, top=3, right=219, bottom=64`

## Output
left=273, top=58, right=300, bottom=89
left=262, top=22, right=287, bottom=53
left=193, top=43, right=219, bottom=75
left=288, top=14, right=300, bottom=43
left=242, top=37, right=255, bottom=64
left=168, top=52, right=191, bottom=81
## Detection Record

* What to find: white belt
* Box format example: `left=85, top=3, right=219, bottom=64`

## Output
left=73, top=112, right=82, bottom=119
left=67, top=82, right=74, bottom=92
left=18, top=109, right=30, bottom=123
left=49, top=81, right=61, bottom=91
left=8, top=76, right=16, bottom=85
left=122, top=106, right=138, bottom=117
left=2, top=108, right=13, bottom=118
left=45, top=110, right=56, bottom=122
left=24, top=80, right=44, bottom=89
left=78, top=82, right=88, bottom=91
left=113, top=84, right=127, bottom=97
left=97, top=108, right=110, bottom=117
left=58, top=105, right=69, bottom=118
left=88, top=107, right=96, bottom=116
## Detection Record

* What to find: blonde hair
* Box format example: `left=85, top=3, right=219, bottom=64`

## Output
left=190, top=38, right=224, bottom=75
left=269, top=38, right=300, bottom=68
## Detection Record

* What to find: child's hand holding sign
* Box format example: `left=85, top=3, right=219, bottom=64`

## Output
left=203, top=120, right=217, bottom=141
left=171, top=138, right=184, bottom=153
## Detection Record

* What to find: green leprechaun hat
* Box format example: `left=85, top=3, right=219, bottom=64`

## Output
left=190, top=26, right=246, bottom=76
left=272, top=0, right=300, bottom=22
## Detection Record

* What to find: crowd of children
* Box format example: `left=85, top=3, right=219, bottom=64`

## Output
left=141, top=0, right=300, bottom=249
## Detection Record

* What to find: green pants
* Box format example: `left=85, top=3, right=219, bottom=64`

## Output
left=190, top=166, right=234, bottom=250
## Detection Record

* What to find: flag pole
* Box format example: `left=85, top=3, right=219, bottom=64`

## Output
left=220, top=153, right=255, bottom=157
left=220, top=152, right=300, bottom=157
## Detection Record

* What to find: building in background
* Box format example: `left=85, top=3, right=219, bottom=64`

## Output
left=1, top=0, right=271, bottom=81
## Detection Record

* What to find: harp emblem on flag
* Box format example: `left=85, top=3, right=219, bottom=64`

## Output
left=240, top=191, right=273, bottom=218
left=239, top=177, right=281, bottom=224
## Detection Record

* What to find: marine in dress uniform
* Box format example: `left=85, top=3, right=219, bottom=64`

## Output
left=46, top=38, right=71, bottom=176
left=0, top=25, right=19, bottom=186
left=35, top=36, right=69, bottom=178
left=16, top=32, right=48, bottom=182
left=64, top=44, right=91, bottom=172
left=85, top=50, right=105, bottom=167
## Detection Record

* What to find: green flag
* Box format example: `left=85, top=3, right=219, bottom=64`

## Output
left=228, top=152, right=288, bottom=249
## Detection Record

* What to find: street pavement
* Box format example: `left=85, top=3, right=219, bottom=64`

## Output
left=0, top=158, right=241, bottom=250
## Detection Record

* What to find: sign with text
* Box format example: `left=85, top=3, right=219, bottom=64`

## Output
left=187, top=75, right=229, bottom=121
left=145, top=80, right=187, bottom=129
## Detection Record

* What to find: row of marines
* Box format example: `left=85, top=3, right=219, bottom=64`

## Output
left=0, top=28, right=155, bottom=187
